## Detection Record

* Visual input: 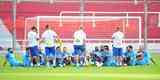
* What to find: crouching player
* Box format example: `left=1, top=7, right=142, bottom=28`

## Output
left=56, top=46, right=64, bottom=67
left=123, top=45, right=136, bottom=66
left=3, top=48, right=23, bottom=67
left=62, top=47, right=72, bottom=65
left=92, top=46, right=103, bottom=67
left=22, top=47, right=31, bottom=67
left=136, top=46, right=155, bottom=65
left=38, top=41, right=46, bottom=65
left=102, top=45, right=114, bottom=66
left=90, top=46, right=98, bottom=65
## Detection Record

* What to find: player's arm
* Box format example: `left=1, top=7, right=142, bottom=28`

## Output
left=54, top=35, right=59, bottom=42
left=111, top=33, right=115, bottom=44
left=36, top=33, right=40, bottom=41
left=39, top=33, right=45, bottom=44
left=73, top=32, right=76, bottom=40
left=122, top=32, right=125, bottom=39
left=112, top=33, right=115, bottom=39
left=83, top=33, right=87, bottom=46
left=54, top=33, right=63, bottom=47
left=27, top=32, right=31, bottom=45
left=56, top=37, right=63, bottom=47
left=53, top=31, right=58, bottom=41
left=41, top=32, right=46, bottom=43
left=55, top=36, right=58, bottom=41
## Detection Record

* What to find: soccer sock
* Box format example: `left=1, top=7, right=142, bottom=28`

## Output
left=76, top=56, right=79, bottom=66
left=52, top=59, right=56, bottom=66
left=33, top=58, right=37, bottom=66
left=80, top=57, right=84, bottom=65
left=46, top=62, right=50, bottom=66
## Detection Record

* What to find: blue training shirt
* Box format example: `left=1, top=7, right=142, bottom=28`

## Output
left=5, top=52, right=18, bottom=65
left=22, top=52, right=30, bottom=66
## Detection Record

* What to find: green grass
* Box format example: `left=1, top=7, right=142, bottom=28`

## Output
left=0, top=53, right=160, bottom=80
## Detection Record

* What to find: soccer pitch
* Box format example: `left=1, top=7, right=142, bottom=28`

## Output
left=0, top=53, right=160, bottom=80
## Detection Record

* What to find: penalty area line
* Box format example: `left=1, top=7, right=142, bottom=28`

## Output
left=0, top=73, right=160, bottom=79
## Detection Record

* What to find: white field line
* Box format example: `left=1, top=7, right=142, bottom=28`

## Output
left=0, top=73, right=160, bottom=79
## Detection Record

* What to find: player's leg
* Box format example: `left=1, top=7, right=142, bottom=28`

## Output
left=30, top=46, right=38, bottom=66
left=84, top=55, right=90, bottom=66
left=56, top=58, right=60, bottom=67
left=76, top=55, right=80, bottom=67
left=71, top=56, right=75, bottom=65
left=95, top=55, right=103, bottom=67
left=113, top=47, right=119, bottom=66
left=103, top=56, right=109, bottom=66
left=90, top=52, right=96, bottom=64
left=34, top=46, right=40, bottom=66
left=13, top=60, right=24, bottom=67
left=63, top=57, right=67, bottom=66
left=108, top=56, right=114, bottom=66
left=68, top=56, right=72, bottom=65
left=118, top=48, right=123, bottom=66
left=95, top=55, right=100, bottom=67
left=136, top=59, right=146, bottom=65
left=29, top=47, right=33, bottom=66
left=59, top=57, right=64, bottom=67
left=130, top=58, right=136, bottom=66
left=39, top=54, right=43, bottom=65
left=74, top=45, right=80, bottom=67
left=23, top=56, right=30, bottom=67
left=45, top=47, right=50, bottom=66
left=79, top=45, right=85, bottom=66
left=50, top=46, right=56, bottom=67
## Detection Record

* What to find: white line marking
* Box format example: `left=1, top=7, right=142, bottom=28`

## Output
left=0, top=73, right=160, bottom=79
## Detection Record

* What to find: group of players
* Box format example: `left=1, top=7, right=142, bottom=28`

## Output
left=3, top=25, right=155, bottom=67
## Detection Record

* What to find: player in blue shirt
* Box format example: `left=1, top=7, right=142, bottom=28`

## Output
left=22, top=47, right=31, bottom=67
left=136, top=47, right=151, bottom=65
left=102, top=45, right=113, bottom=66
left=62, top=47, right=72, bottom=65
left=3, top=48, right=22, bottom=67
left=123, top=45, right=136, bottom=66
left=94, top=46, right=103, bottom=67
left=90, top=46, right=99, bottom=65
left=56, top=46, right=64, bottom=67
